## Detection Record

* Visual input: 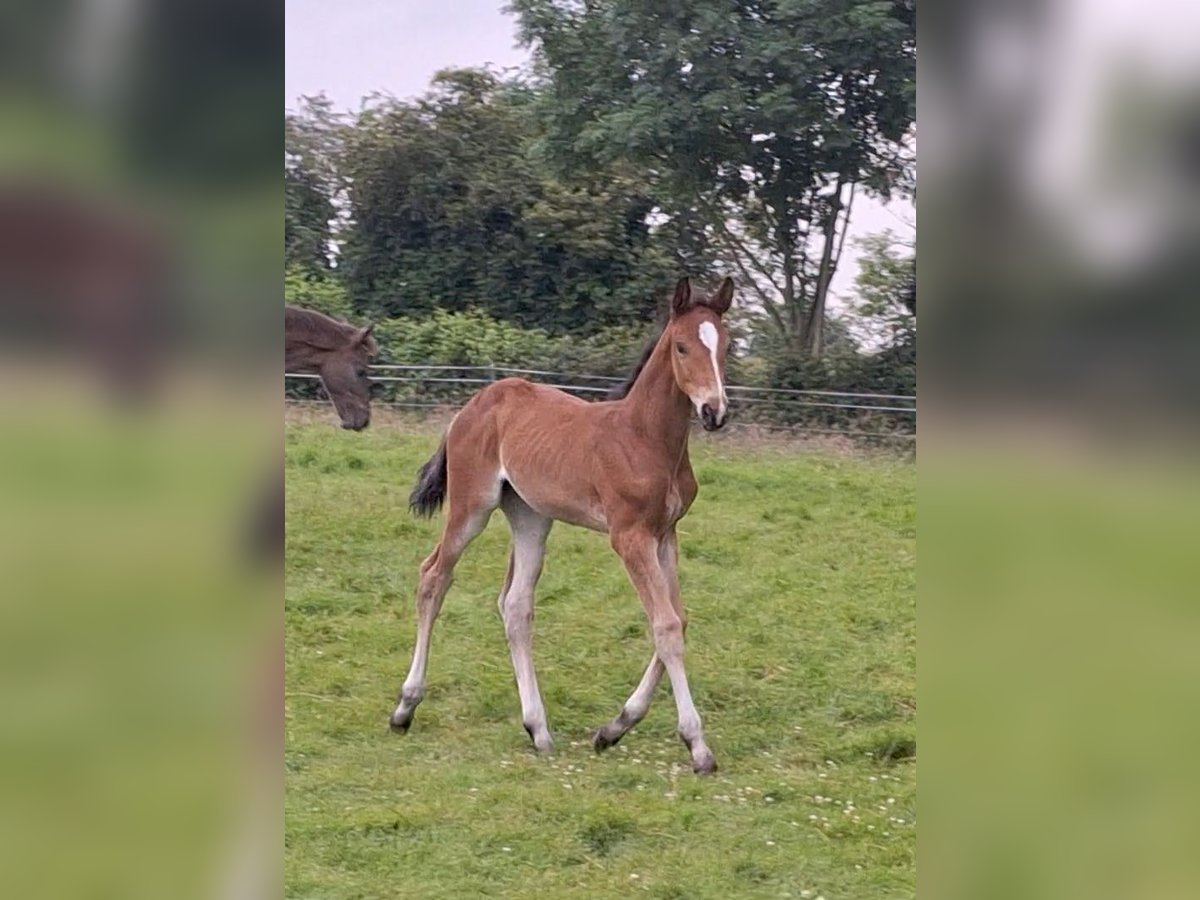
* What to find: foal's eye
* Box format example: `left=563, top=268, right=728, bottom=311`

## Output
left=674, top=342, right=688, bottom=355
left=356, top=368, right=368, bottom=378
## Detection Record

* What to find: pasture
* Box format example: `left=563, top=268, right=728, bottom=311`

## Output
left=285, top=418, right=915, bottom=899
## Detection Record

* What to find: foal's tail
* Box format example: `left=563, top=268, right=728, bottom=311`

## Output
left=409, top=437, right=448, bottom=517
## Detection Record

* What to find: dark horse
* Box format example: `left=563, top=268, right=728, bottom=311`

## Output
left=285, top=305, right=377, bottom=431
left=0, top=183, right=167, bottom=401
left=255, top=306, right=378, bottom=559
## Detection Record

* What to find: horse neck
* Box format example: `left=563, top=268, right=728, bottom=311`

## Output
left=285, top=310, right=355, bottom=372
left=285, top=339, right=327, bottom=373
left=620, top=333, right=693, bottom=458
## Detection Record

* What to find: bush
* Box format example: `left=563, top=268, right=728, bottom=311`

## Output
left=370, top=310, right=656, bottom=374
left=284, top=267, right=354, bottom=321
left=754, top=341, right=915, bottom=435
left=374, top=309, right=557, bottom=369
left=350, top=310, right=655, bottom=407
left=286, top=300, right=914, bottom=438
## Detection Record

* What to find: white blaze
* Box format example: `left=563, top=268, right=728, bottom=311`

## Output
left=697, top=321, right=727, bottom=417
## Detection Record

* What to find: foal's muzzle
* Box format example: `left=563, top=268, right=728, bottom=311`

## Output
left=700, top=403, right=727, bottom=431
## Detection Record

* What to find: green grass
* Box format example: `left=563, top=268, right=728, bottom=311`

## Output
left=286, top=423, right=915, bottom=899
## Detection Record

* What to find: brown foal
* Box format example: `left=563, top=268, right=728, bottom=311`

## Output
left=392, top=276, right=734, bottom=774
left=285, top=305, right=377, bottom=430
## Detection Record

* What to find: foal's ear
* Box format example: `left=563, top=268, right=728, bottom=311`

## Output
left=352, top=323, right=378, bottom=357
left=706, top=276, right=734, bottom=316
left=670, top=277, right=694, bottom=318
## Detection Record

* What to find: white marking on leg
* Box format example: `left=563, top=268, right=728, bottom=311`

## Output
left=393, top=557, right=445, bottom=725
left=657, top=635, right=714, bottom=770
left=496, top=553, right=514, bottom=616
left=611, top=529, right=715, bottom=771
left=501, top=498, right=554, bottom=751
left=623, top=655, right=665, bottom=723
left=594, top=650, right=665, bottom=750
left=393, top=508, right=493, bottom=729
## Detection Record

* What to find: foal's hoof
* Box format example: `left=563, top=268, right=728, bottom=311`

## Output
left=591, top=726, right=623, bottom=752
left=389, top=711, right=413, bottom=733
left=692, top=752, right=719, bottom=775
left=523, top=723, right=555, bottom=754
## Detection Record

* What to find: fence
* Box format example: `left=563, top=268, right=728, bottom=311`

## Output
left=285, top=364, right=916, bottom=445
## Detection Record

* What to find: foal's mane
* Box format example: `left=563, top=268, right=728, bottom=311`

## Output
left=285, top=304, right=376, bottom=355
left=607, top=324, right=665, bottom=400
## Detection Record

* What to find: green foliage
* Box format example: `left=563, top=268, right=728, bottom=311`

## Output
left=284, top=266, right=353, bottom=320
left=512, top=0, right=916, bottom=351
left=324, top=68, right=691, bottom=335
left=285, top=96, right=343, bottom=275
left=374, top=309, right=559, bottom=369
left=741, top=230, right=915, bottom=413
left=759, top=336, right=913, bottom=400
left=286, top=423, right=915, bottom=898
left=849, top=230, right=916, bottom=354
left=284, top=163, right=333, bottom=274
left=371, top=309, right=656, bottom=378
left=283, top=60, right=918, bottom=397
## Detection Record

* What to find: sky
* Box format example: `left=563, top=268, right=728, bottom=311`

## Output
left=285, top=0, right=915, bottom=310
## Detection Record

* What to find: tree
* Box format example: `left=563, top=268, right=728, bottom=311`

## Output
left=838, top=230, right=916, bottom=396
left=332, top=68, right=699, bottom=335
left=511, top=0, right=916, bottom=354
left=285, top=163, right=334, bottom=273
left=285, top=96, right=344, bottom=274
left=847, top=230, right=915, bottom=355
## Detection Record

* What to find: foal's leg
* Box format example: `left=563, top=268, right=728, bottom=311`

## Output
left=498, top=490, right=554, bottom=752
left=390, top=496, right=495, bottom=732
left=610, top=527, right=717, bottom=774
left=592, top=531, right=680, bottom=750
left=592, top=655, right=664, bottom=751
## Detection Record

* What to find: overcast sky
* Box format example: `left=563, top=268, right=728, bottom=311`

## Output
left=285, top=0, right=914, bottom=309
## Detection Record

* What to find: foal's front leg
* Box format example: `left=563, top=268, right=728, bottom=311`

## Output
left=592, top=654, right=664, bottom=750
left=609, top=527, right=717, bottom=774
left=593, top=531, right=678, bottom=750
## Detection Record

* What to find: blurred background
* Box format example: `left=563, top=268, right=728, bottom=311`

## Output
left=0, top=1, right=280, bottom=898
left=922, top=1, right=1200, bottom=898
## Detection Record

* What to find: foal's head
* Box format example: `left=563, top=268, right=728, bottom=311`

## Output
left=287, top=305, right=378, bottom=431
left=318, top=325, right=376, bottom=431
left=665, top=276, right=734, bottom=431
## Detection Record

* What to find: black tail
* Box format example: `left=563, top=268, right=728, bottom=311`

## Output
left=409, top=438, right=448, bottom=517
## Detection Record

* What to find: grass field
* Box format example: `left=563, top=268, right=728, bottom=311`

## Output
left=285, top=420, right=915, bottom=899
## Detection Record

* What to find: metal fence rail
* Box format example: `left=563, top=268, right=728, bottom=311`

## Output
left=363, top=364, right=916, bottom=402
left=285, top=364, right=916, bottom=443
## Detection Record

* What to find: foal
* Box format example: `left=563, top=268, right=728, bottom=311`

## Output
left=285, top=305, right=377, bottom=430
left=391, top=277, right=733, bottom=774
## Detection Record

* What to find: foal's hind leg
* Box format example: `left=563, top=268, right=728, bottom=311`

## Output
left=390, top=484, right=498, bottom=732
left=498, top=490, right=554, bottom=752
